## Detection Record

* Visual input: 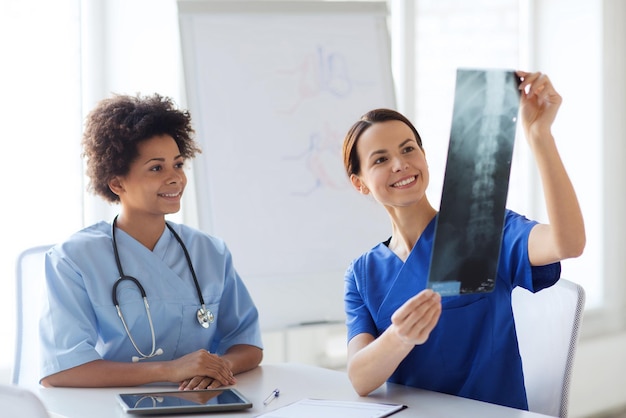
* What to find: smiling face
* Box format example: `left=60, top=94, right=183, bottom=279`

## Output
left=108, top=134, right=186, bottom=222
left=350, top=120, right=430, bottom=209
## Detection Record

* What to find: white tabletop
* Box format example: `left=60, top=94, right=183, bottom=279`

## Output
left=35, top=363, right=552, bottom=418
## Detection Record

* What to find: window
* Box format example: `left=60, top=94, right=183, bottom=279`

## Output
left=528, top=0, right=603, bottom=310
left=0, top=0, right=83, bottom=371
left=0, top=0, right=185, bottom=376
left=390, top=0, right=603, bottom=311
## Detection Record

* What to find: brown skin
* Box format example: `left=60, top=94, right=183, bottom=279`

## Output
left=43, top=95, right=262, bottom=389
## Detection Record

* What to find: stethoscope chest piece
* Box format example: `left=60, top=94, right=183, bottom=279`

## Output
left=197, top=305, right=215, bottom=329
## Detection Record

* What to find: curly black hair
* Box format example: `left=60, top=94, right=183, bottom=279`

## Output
left=82, top=93, right=201, bottom=203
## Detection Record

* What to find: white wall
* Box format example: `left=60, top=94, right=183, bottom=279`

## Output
left=571, top=333, right=626, bottom=417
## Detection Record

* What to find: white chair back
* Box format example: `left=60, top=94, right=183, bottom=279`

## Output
left=0, top=384, right=50, bottom=418
left=512, top=278, right=585, bottom=418
left=12, top=245, right=53, bottom=388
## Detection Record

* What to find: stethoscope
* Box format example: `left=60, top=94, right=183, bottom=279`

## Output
left=111, top=216, right=215, bottom=362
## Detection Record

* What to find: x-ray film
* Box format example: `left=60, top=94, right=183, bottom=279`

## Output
left=427, top=69, right=521, bottom=296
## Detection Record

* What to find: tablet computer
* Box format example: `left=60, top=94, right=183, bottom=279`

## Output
left=116, top=388, right=252, bottom=415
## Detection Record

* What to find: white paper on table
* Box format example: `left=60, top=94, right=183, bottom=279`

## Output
left=256, top=398, right=406, bottom=418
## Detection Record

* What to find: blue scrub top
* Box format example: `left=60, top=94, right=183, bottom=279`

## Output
left=344, top=210, right=560, bottom=410
left=40, top=221, right=263, bottom=380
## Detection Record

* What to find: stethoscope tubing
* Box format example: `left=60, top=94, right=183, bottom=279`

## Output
left=165, top=220, right=206, bottom=308
left=111, top=216, right=214, bottom=361
left=113, top=282, right=158, bottom=360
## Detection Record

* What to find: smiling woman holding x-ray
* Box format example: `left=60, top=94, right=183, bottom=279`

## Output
left=341, top=71, right=585, bottom=410
left=39, top=94, right=263, bottom=389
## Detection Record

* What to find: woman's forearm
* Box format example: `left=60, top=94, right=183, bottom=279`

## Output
left=347, top=331, right=414, bottom=396
left=527, top=131, right=586, bottom=264
left=40, top=359, right=170, bottom=388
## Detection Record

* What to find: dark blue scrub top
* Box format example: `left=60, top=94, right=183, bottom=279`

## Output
left=344, top=210, right=560, bottom=410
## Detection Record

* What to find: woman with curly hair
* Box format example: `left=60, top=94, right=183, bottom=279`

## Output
left=40, top=94, right=263, bottom=389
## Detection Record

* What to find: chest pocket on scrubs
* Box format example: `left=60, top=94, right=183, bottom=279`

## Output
left=436, top=295, right=494, bottom=374
left=174, top=299, right=220, bottom=355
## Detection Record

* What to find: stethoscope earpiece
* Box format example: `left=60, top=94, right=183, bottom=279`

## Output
left=111, top=216, right=214, bottom=362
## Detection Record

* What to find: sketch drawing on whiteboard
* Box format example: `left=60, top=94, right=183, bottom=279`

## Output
left=282, top=123, right=348, bottom=196
left=276, top=46, right=353, bottom=114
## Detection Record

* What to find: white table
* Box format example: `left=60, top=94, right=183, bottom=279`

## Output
left=35, top=363, right=552, bottom=417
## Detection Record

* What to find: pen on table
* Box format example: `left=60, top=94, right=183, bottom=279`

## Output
left=263, top=388, right=280, bottom=405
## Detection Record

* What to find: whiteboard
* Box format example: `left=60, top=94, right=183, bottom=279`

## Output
left=178, top=1, right=394, bottom=330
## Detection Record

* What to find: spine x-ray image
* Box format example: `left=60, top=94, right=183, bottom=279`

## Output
left=428, top=68, right=521, bottom=296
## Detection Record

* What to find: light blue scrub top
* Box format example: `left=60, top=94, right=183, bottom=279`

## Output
left=40, top=221, right=262, bottom=380
left=344, top=210, right=561, bottom=410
